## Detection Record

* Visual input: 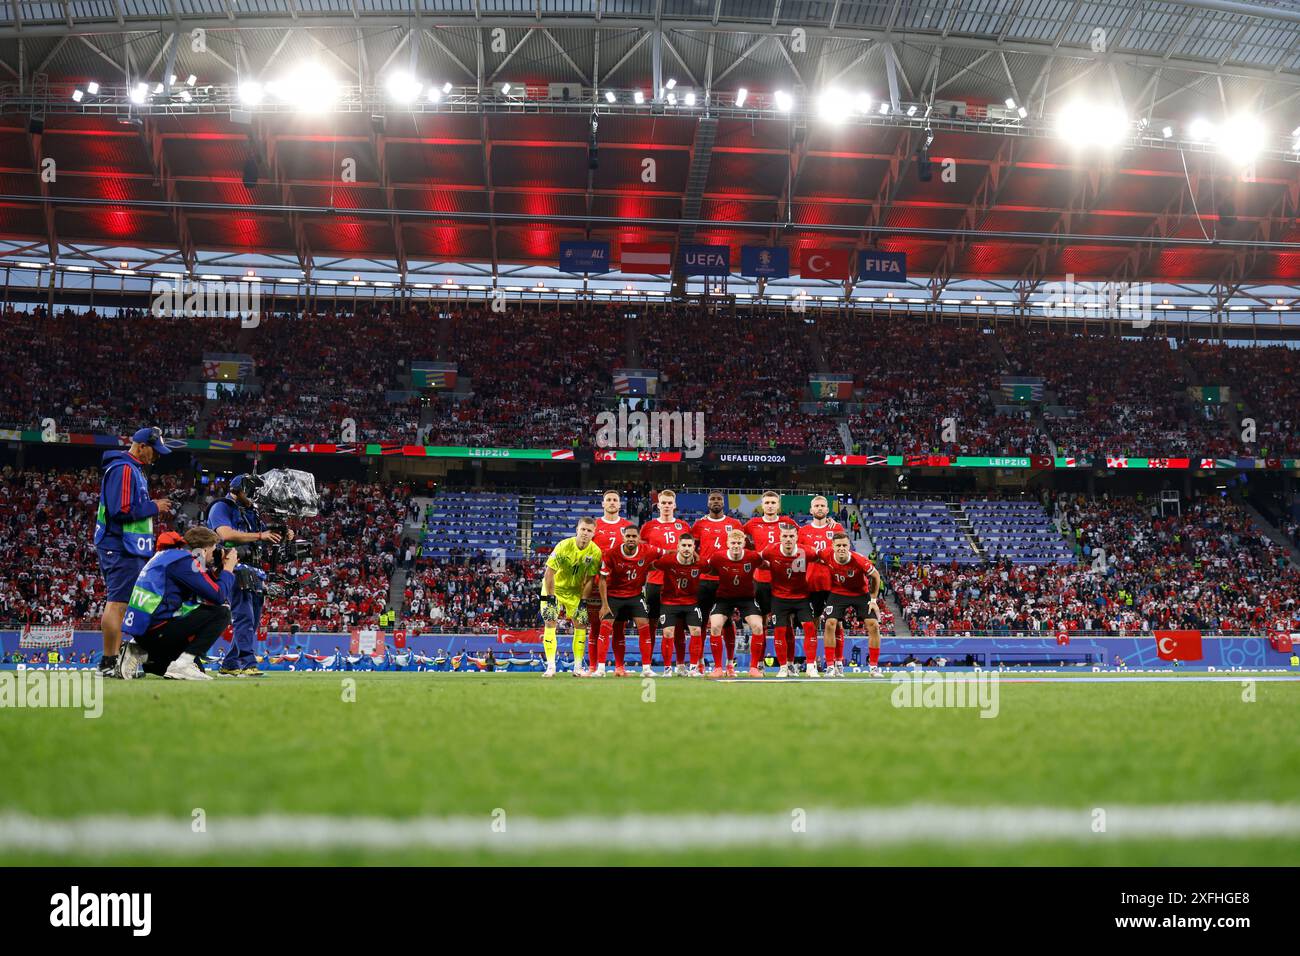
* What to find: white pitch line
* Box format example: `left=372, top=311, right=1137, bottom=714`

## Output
left=2, top=804, right=1298, bottom=856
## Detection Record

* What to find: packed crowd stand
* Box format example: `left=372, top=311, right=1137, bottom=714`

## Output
left=3, top=303, right=1299, bottom=456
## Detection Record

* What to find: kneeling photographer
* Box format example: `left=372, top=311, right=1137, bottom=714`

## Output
left=205, top=473, right=284, bottom=677
left=118, top=528, right=238, bottom=681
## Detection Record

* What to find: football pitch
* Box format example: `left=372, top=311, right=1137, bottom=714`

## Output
left=3, top=671, right=1299, bottom=866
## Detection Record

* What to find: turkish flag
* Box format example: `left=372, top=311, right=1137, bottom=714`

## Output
left=799, top=247, right=851, bottom=280
left=1056, top=629, right=1070, bottom=646
left=1155, top=630, right=1203, bottom=661
left=393, top=630, right=407, bottom=649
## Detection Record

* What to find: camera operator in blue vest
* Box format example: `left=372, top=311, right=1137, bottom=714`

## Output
left=94, top=426, right=175, bottom=677
left=205, top=473, right=281, bottom=677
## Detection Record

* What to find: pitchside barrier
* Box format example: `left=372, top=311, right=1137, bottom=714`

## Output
left=1, top=630, right=1296, bottom=671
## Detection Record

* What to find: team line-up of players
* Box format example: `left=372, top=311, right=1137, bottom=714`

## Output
left=538, top=489, right=884, bottom=680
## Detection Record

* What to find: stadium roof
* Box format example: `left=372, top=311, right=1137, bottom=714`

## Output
left=1, top=0, right=1300, bottom=297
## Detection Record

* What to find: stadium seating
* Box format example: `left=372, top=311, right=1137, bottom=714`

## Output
left=859, top=499, right=980, bottom=566
left=530, top=492, right=605, bottom=552
left=962, top=499, right=1076, bottom=565
left=6, top=303, right=1300, bottom=459
left=419, top=491, right=523, bottom=561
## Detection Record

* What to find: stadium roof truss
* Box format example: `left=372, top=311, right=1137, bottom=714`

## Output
left=0, top=0, right=1299, bottom=304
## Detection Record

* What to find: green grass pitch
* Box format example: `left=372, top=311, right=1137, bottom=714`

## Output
left=3, top=671, right=1299, bottom=865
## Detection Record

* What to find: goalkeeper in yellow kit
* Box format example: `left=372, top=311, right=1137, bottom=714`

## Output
left=539, top=516, right=604, bottom=678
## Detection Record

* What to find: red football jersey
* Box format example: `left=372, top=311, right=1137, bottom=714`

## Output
left=742, top=515, right=798, bottom=583
left=799, top=521, right=845, bottom=592
left=591, top=515, right=634, bottom=554
left=692, top=514, right=745, bottom=580
left=760, top=545, right=817, bottom=600
left=705, top=549, right=764, bottom=599
left=640, top=517, right=691, bottom=585
left=824, top=552, right=876, bottom=597
left=600, top=542, right=663, bottom=598
left=653, top=553, right=704, bottom=605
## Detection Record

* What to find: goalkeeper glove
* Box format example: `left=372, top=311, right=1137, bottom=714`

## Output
left=539, top=594, right=558, bottom=623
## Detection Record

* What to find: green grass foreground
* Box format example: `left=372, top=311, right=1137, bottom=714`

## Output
left=2, top=671, right=1297, bottom=865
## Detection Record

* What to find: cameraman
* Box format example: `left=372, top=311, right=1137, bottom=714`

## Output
left=94, top=426, right=174, bottom=678
left=118, top=528, right=238, bottom=681
left=205, top=474, right=281, bottom=678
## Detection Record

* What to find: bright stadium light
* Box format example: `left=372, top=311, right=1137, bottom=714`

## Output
left=633, top=89, right=645, bottom=104
left=443, top=82, right=453, bottom=94
left=1162, top=125, right=1174, bottom=139
left=774, top=89, right=793, bottom=112
left=605, top=90, right=616, bottom=103
left=186, top=74, right=197, bottom=86
left=735, top=87, right=748, bottom=107
left=71, top=89, right=84, bottom=102
left=667, top=91, right=677, bottom=105
left=1217, top=114, right=1266, bottom=165
left=500, top=82, right=512, bottom=96
left=130, top=83, right=148, bottom=104
left=86, top=81, right=99, bottom=95
left=856, top=93, right=872, bottom=113
left=239, top=81, right=264, bottom=105
left=1005, top=98, right=1016, bottom=110
left=1056, top=100, right=1129, bottom=148
left=665, top=78, right=677, bottom=90
left=153, top=82, right=164, bottom=94
left=1188, top=117, right=1214, bottom=141
left=427, top=86, right=442, bottom=103
left=281, top=62, right=338, bottom=112
left=178, top=89, right=192, bottom=102
left=906, top=104, right=918, bottom=116
left=684, top=91, right=696, bottom=107
left=386, top=71, right=423, bottom=103
left=817, top=88, right=851, bottom=122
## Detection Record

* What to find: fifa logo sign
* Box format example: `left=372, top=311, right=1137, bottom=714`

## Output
left=594, top=406, right=705, bottom=459
left=151, top=277, right=261, bottom=325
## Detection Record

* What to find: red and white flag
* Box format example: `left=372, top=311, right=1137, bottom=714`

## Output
left=799, top=247, right=851, bottom=280
left=1155, top=630, right=1203, bottom=662
left=621, top=242, right=672, bottom=273
left=1106, top=456, right=1128, bottom=469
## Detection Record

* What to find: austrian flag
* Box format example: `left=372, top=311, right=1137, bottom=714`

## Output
left=620, top=242, right=673, bottom=274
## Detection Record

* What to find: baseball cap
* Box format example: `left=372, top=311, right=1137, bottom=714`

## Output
left=231, top=473, right=263, bottom=493
left=131, top=426, right=171, bottom=455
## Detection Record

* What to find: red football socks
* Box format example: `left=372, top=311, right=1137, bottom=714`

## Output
left=774, top=626, right=789, bottom=666
left=612, top=621, right=626, bottom=668
left=803, top=621, right=818, bottom=667
left=638, top=623, right=654, bottom=666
